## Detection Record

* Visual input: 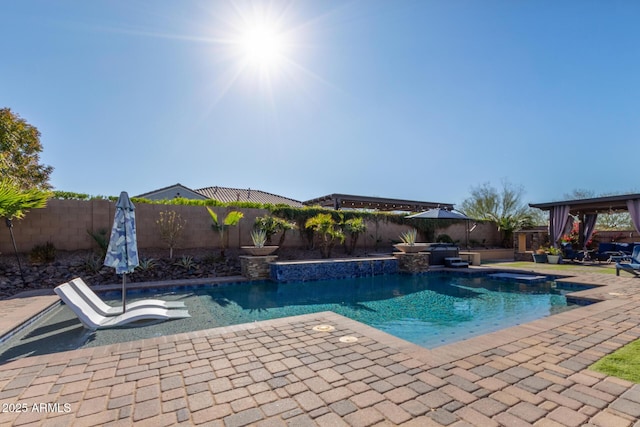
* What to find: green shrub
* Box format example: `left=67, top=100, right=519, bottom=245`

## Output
left=87, top=229, right=109, bottom=259
left=83, top=253, right=103, bottom=273
left=29, top=242, right=56, bottom=263
left=436, top=234, right=454, bottom=244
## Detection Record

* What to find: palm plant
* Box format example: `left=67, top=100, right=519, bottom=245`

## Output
left=254, top=215, right=297, bottom=246
left=305, top=213, right=344, bottom=258
left=207, top=208, right=244, bottom=257
left=343, top=217, right=367, bottom=255
left=0, top=179, right=50, bottom=284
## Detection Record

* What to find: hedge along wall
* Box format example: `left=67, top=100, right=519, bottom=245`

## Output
left=0, top=199, right=501, bottom=255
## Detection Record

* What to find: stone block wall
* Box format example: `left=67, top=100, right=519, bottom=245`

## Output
left=1, top=199, right=503, bottom=254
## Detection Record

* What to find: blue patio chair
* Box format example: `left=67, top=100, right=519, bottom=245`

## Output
left=561, top=243, right=583, bottom=262
left=616, top=246, right=640, bottom=277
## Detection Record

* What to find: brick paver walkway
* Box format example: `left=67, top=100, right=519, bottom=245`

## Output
left=1, top=271, right=640, bottom=426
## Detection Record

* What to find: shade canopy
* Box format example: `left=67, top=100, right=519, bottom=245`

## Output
left=406, top=209, right=470, bottom=220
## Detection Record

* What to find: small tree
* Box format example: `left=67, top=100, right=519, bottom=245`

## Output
left=207, top=208, right=243, bottom=257
left=343, top=216, right=367, bottom=255
left=305, top=213, right=344, bottom=258
left=156, top=210, right=186, bottom=259
left=460, top=180, right=538, bottom=247
left=0, top=179, right=50, bottom=284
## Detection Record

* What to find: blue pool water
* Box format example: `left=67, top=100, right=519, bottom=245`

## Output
left=0, top=274, right=580, bottom=363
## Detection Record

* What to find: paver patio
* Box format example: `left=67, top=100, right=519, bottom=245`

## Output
left=1, top=268, right=640, bottom=426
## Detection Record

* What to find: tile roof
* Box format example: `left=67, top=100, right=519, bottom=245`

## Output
left=195, top=186, right=303, bottom=207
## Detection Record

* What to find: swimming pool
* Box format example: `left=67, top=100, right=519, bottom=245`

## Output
left=0, top=274, right=582, bottom=363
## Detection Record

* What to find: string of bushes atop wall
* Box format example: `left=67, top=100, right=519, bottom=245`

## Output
left=51, top=191, right=451, bottom=239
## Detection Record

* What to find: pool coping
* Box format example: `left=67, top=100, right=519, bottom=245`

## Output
left=1, top=268, right=640, bottom=425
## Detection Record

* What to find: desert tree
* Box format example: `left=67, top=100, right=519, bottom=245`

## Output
left=460, top=180, right=540, bottom=247
left=156, top=210, right=186, bottom=259
left=0, top=108, right=53, bottom=190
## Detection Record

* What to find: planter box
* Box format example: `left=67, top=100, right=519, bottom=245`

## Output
left=547, top=255, right=562, bottom=264
left=241, top=246, right=279, bottom=256
left=532, top=253, right=548, bottom=263
left=393, top=243, right=430, bottom=253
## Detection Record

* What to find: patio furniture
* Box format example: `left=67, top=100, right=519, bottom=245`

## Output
left=54, top=282, right=190, bottom=330
left=561, top=243, right=583, bottom=262
left=594, top=242, right=636, bottom=263
left=616, top=246, right=640, bottom=277
left=69, top=277, right=185, bottom=316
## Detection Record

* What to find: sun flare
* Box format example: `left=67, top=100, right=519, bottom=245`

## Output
left=239, top=24, right=286, bottom=68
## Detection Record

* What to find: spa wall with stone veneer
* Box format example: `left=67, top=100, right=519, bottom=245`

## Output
left=270, top=257, right=398, bottom=282
left=240, top=255, right=278, bottom=279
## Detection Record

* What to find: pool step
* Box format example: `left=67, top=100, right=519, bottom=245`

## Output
left=444, top=257, right=469, bottom=268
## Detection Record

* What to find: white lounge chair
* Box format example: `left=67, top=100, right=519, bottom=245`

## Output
left=54, top=282, right=190, bottom=330
left=69, top=277, right=185, bottom=316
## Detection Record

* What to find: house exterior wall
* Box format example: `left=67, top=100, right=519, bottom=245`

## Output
left=139, top=185, right=208, bottom=201
left=0, top=199, right=501, bottom=255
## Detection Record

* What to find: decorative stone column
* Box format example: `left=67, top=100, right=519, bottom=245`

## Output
left=394, top=252, right=430, bottom=273
left=240, top=256, right=278, bottom=280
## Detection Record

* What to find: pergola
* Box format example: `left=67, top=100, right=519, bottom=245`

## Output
left=304, top=193, right=454, bottom=212
left=529, top=193, right=640, bottom=248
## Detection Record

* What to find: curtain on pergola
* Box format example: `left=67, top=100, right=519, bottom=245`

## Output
left=583, top=214, right=598, bottom=251
left=549, top=205, right=571, bottom=247
left=628, top=199, right=640, bottom=234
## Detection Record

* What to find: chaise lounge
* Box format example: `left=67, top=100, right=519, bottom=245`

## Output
left=68, top=277, right=185, bottom=316
left=54, top=282, right=191, bottom=330
left=615, top=246, right=640, bottom=277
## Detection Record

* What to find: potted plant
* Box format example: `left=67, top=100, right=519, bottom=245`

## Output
left=241, top=229, right=279, bottom=256
left=546, top=246, right=562, bottom=264
left=532, top=247, right=548, bottom=263
left=393, top=228, right=429, bottom=253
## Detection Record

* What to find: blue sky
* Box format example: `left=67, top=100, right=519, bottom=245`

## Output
left=2, top=0, right=639, bottom=207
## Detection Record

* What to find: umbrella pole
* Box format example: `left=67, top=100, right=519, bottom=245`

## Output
left=122, top=274, right=127, bottom=313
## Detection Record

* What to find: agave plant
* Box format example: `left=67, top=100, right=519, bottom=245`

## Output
left=83, top=253, right=104, bottom=274
left=399, top=228, right=417, bottom=246
left=136, top=258, right=157, bottom=272
left=250, top=229, right=267, bottom=248
left=173, top=255, right=196, bottom=270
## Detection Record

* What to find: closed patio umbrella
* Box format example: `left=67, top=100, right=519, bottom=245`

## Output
left=104, top=191, right=139, bottom=312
